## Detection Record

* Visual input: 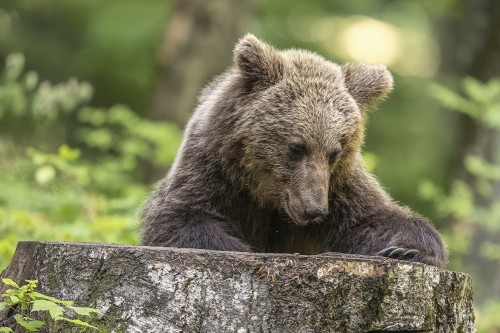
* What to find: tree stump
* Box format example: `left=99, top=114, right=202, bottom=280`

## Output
left=0, top=242, right=475, bottom=332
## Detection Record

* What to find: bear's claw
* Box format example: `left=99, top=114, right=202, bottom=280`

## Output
left=378, top=247, right=420, bottom=260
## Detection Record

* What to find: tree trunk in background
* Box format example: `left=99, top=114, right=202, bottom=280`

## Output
left=150, top=0, right=254, bottom=127
left=440, top=0, right=500, bottom=304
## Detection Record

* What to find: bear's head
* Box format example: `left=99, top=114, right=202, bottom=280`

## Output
left=229, top=34, right=393, bottom=226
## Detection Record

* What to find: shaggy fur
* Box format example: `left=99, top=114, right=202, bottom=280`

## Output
left=141, top=34, right=447, bottom=268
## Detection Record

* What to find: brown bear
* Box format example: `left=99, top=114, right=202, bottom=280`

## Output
left=141, top=34, right=447, bottom=268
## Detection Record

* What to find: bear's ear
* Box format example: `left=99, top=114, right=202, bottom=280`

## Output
left=342, top=62, right=393, bottom=111
left=234, top=34, right=284, bottom=87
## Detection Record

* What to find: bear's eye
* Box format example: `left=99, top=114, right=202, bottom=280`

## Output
left=288, top=143, right=307, bottom=159
left=329, top=147, right=343, bottom=164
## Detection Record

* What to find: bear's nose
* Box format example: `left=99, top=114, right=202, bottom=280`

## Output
left=304, top=208, right=325, bottom=220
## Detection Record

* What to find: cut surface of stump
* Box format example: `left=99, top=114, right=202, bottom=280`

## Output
left=0, top=242, right=475, bottom=332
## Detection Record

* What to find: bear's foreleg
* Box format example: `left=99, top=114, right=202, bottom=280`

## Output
left=141, top=209, right=251, bottom=252
left=374, top=215, right=447, bottom=268
left=334, top=209, right=447, bottom=268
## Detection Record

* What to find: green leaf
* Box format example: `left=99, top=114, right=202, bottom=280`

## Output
left=25, top=280, right=38, bottom=288
left=5, top=53, right=25, bottom=81
left=429, top=83, right=477, bottom=116
left=32, top=292, right=73, bottom=305
left=57, top=317, right=100, bottom=331
left=2, top=289, right=20, bottom=299
left=483, top=103, right=500, bottom=128
left=58, top=145, right=81, bottom=161
left=463, top=77, right=488, bottom=103
left=0, top=302, right=7, bottom=311
left=13, top=314, right=45, bottom=332
left=2, top=279, right=20, bottom=289
left=0, top=327, right=13, bottom=333
left=24, top=71, right=39, bottom=90
left=465, top=155, right=500, bottom=180
left=25, top=280, right=38, bottom=293
left=67, top=305, right=101, bottom=316
left=31, top=300, right=64, bottom=320
left=9, top=295, right=20, bottom=304
left=34, top=165, right=56, bottom=185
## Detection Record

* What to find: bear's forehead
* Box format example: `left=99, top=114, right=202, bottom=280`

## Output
left=251, top=50, right=362, bottom=145
left=288, top=98, right=359, bottom=143
left=277, top=52, right=351, bottom=107
left=260, top=82, right=361, bottom=147
left=271, top=77, right=357, bottom=117
left=281, top=50, right=343, bottom=82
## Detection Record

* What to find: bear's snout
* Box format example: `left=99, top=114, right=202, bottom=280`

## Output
left=285, top=191, right=328, bottom=226
left=304, top=208, right=326, bottom=220
left=285, top=170, right=329, bottom=226
left=301, top=192, right=329, bottom=221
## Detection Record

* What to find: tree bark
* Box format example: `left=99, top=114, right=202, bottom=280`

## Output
left=1, top=242, right=475, bottom=332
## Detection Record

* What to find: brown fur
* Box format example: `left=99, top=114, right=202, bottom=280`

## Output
left=141, top=34, right=447, bottom=268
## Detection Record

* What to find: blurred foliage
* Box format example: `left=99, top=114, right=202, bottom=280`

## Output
left=0, top=53, right=182, bottom=270
left=420, top=77, right=500, bottom=332
left=0, top=0, right=170, bottom=113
